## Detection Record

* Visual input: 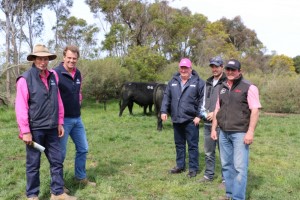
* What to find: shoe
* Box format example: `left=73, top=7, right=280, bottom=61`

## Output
left=218, top=180, right=226, bottom=190
left=169, top=166, right=185, bottom=174
left=187, top=171, right=197, bottom=178
left=218, top=196, right=231, bottom=200
left=64, top=186, right=70, bottom=194
left=75, top=178, right=96, bottom=187
left=198, top=176, right=213, bottom=183
left=27, top=196, right=39, bottom=200
left=50, top=193, right=77, bottom=200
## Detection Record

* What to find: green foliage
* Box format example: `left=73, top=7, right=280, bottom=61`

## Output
left=293, top=55, right=300, bottom=73
left=55, top=16, right=100, bottom=59
left=122, top=46, right=167, bottom=82
left=269, top=54, right=295, bottom=74
left=1, top=103, right=300, bottom=199
left=260, top=75, right=300, bottom=113
left=79, top=57, right=129, bottom=102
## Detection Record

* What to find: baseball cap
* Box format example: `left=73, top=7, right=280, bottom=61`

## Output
left=225, top=59, right=241, bottom=70
left=209, top=56, right=223, bottom=67
left=179, top=58, right=192, bottom=68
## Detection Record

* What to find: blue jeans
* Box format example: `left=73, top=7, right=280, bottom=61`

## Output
left=219, top=130, right=249, bottom=200
left=203, top=124, right=222, bottom=180
left=60, top=117, right=89, bottom=179
left=26, top=128, right=64, bottom=197
left=173, top=121, right=199, bottom=172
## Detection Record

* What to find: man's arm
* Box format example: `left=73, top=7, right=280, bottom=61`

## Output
left=244, top=108, right=259, bottom=145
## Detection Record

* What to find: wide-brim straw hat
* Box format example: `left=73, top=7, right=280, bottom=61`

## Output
left=27, top=44, right=57, bottom=61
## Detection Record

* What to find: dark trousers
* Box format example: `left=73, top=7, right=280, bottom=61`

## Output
left=173, top=121, right=199, bottom=172
left=26, top=128, right=64, bottom=197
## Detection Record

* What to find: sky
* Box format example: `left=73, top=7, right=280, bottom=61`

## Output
left=168, top=0, right=300, bottom=57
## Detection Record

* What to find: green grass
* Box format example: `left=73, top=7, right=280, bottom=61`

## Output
left=0, top=102, right=300, bottom=200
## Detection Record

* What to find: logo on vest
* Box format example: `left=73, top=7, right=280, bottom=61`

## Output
left=190, top=84, right=196, bottom=87
left=234, top=89, right=241, bottom=93
left=147, top=85, right=154, bottom=90
left=76, top=79, right=81, bottom=84
left=50, top=79, right=56, bottom=86
left=220, top=88, right=227, bottom=94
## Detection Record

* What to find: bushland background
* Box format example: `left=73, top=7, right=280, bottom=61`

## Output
left=0, top=1, right=300, bottom=199
left=0, top=0, right=300, bottom=111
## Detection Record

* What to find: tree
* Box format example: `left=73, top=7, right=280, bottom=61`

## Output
left=122, top=45, right=167, bottom=81
left=54, top=16, right=100, bottom=59
left=219, top=16, right=263, bottom=54
left=269, top=54, right=295, bottom=74
left=48, top=0, right=73, bottom=49
left=293, top=56, right=300, bottom=74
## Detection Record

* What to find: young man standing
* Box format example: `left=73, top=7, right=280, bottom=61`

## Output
left=199, top=56, right=226, bottom=184
left=54, top=45, right=96, bottom=187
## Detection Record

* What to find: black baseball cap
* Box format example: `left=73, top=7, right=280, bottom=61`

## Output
left=225, top=59, right=241, bottom=70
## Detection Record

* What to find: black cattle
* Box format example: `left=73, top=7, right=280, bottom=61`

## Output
left=153, top=83, right=167, bottom=131
left=119, top=82, right=158, bottom=116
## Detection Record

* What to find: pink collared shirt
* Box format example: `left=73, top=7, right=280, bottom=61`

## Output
left=215, top=85, right=262, bottom=110
left=15, top=70, right=64, bottom=139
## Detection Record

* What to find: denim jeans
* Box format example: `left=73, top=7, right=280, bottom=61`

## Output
left=203, top=124, right=221, bottom=180
left=60, top=117, right=89, bottom=179
left=219, top=129, right=249, bottom=200
left=173, top=121, right=199, bottom=172
left=26, top=128, right=64, bottom=197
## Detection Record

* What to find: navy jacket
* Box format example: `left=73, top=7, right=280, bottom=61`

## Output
left=17, top=65, right=59, bottom=130
left=161, top=70, right=205, bottom=124
left=54, top=63, right=81, bottom=118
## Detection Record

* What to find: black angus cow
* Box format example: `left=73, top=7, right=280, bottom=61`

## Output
left=153, top=83, right=167, bottom=131
left=119, top=82, right=158, bottom=116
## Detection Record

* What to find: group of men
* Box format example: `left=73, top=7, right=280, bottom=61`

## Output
left=15, top=44, right=95, bottom=200
left=15, top=43, right=261, bottom=200
left=161, top=56, right=261, bottom=200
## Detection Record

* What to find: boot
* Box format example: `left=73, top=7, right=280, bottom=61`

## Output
left=50, top=193, right=77, bottom=200
left=27, top=197, right=39, bottom=200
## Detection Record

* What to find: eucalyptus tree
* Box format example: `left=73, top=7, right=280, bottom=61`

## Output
left=219, top=16, right=263, bottom=54
left=48, top=0, right=73, bottom=49
left=0, top=0, right=23, bottom=104
left=0, top=0, right=55, bottom=104
left=54, top=16, right=100, bottom=59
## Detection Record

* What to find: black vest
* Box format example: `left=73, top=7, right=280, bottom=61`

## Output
left=17, top=65, right=59, bottom=130
left=216, top=75, right=251, bottom=132
left=54, top=63, right=81, bottom=118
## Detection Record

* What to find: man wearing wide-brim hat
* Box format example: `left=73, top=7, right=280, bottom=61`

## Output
left=15, top=44, right=77, bottom=200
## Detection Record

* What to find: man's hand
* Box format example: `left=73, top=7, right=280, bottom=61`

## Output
left=22, top=133, right=33, bottom=145
left=244, top=130, right=254, bottom=145
left=211, top=129, right=218, bottom=140
left=193, top=117, right=200, bottom=126
left=161, top=113, right=168, bottom=122
left=58, top=125, right=64, bottom=137
left=206, top=112, right=214, bottom=121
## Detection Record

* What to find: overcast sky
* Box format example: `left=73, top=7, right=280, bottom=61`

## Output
left=169, top=0, right=300, bottom=57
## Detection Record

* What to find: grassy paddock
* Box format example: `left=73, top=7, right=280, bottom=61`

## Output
left=0, top=102, right=300, bottom=200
